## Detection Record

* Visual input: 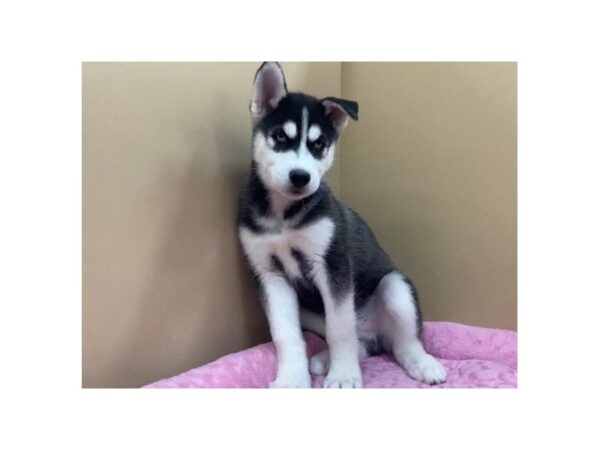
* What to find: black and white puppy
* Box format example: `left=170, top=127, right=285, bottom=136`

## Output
left=238, top=62, right=446, bottom=388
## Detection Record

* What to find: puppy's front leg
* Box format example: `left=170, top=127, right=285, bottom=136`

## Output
left=314, top=271, right=363, bottom=388
left=261, top=273, right=311, bottom=388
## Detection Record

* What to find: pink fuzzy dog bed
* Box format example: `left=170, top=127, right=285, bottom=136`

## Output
left=144, top=321, right=517, bottom=388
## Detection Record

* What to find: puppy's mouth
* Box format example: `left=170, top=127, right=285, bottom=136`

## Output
left=289, top=187, right=307, bottom=196
left=282, top=186, right=313, bottom=200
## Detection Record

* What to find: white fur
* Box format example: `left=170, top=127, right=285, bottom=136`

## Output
left=300, top=107, right=309, bottom=143
left=309, top=349, right=330, bottom=375
left=308, top=124, right=321, bottom=142
left=283, top=121, right=297, bottom=139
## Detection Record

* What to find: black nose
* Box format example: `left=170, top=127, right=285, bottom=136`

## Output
left=289, top=169, right=311, bottom=188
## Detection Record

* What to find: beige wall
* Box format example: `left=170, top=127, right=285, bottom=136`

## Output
left=83, top=62, right=516, bottom=388
left=340, top=62, right=517, bottom=331
left=83, top=62, right=341, bottom=388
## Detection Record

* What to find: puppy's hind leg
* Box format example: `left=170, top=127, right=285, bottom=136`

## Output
left=377, top=272, right=446, bottom=385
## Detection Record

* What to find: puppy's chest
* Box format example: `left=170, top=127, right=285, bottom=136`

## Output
left=239, top=217, right=334, bottom=280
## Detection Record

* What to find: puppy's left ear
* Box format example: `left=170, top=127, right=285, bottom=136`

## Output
left=320, top=97, right=359, bottom=133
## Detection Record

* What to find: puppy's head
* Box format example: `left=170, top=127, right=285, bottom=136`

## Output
left=250, top=62, right=358, bottom=200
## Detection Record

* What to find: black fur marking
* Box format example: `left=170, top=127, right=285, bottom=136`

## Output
left=290, top=248, right=313, bottom=280
left=256, top=281, right=268, bottom=307
left=361, top=335, right=384, bottom=356
left=295, top=188, right=331, bottom=228
left=307, top=136, right=328, bottom=159
left=323, top=231, right=353, bottom=300
left=270, top=254, right=285, bottom=274
left=268, top=126, right=296, bottom=152
left=283, top=189, right=322, bottom=221
left=236, top=163, right=270, bottom=233
left=283, top=185, right=326, bottom=222
left=287, top=248, right=325, bottom=314
left=323, top=202, right=397, bottom=307
left=282, top=200, right=306, bottom=221
left=294, top=279, right=325, bottom=314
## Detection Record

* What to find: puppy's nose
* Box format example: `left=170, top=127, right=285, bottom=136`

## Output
left=289, top=169, right=311, bottom=188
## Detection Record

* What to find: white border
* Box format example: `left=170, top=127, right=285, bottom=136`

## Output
left=2, top=0, right=599, bottom=448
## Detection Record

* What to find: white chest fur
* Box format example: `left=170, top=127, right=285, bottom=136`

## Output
left=239, top=217, right=335, bottom=280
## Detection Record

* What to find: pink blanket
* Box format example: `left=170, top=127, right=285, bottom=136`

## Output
left=144, top=321, right=517, bottom=388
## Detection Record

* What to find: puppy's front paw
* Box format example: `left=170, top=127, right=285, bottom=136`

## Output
left=401, top=353, right=446, bottom=385
left=269, top=369, right=312, bottom=388
left=323, top=366, right=363, bottom=389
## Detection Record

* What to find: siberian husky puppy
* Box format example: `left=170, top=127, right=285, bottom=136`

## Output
left=238, top=62, right=446, bottom=388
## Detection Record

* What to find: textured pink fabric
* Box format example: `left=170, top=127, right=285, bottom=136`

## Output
left=144, top=321, right=517, bottom=388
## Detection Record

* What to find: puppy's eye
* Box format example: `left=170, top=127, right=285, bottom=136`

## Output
left=313, top=136, right=327, bottom=151
left=272, top=128, right=287, bottom=143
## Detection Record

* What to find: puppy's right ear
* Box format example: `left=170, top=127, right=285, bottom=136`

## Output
left=250, top=62, right=287, bottom=123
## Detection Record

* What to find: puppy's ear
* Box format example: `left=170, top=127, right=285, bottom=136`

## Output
left=320, top=97, right=359, bottom=133
left=250, top=62, right=287, bottom=123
